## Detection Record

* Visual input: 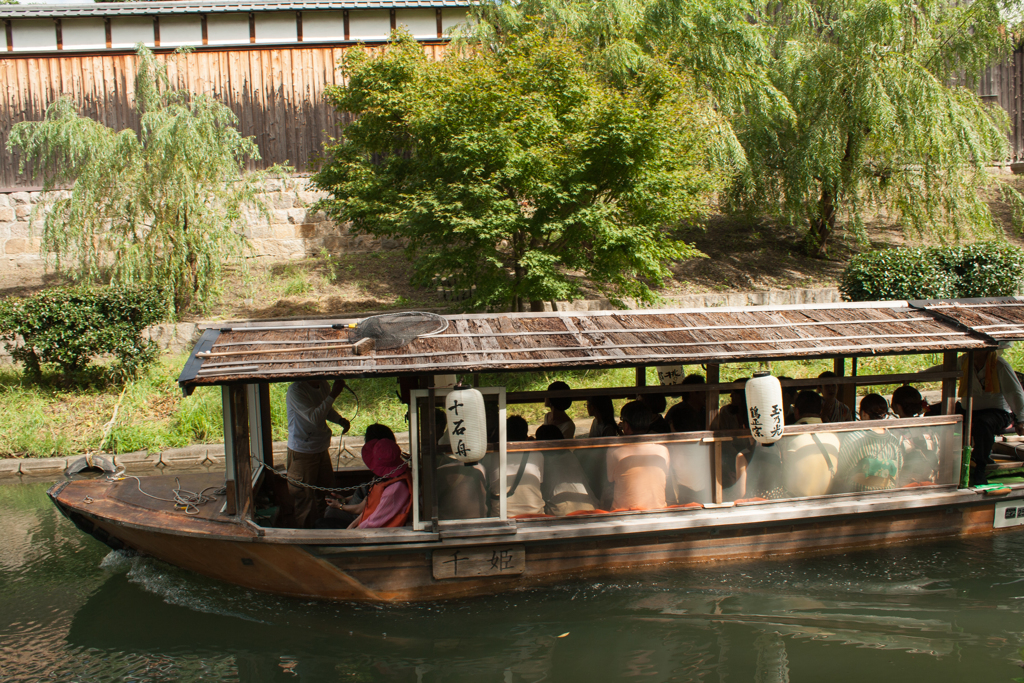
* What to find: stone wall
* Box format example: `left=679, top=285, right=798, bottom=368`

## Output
left=0, top=177, right=401, bottom=270
left=0, top=191, right=44, bottom=269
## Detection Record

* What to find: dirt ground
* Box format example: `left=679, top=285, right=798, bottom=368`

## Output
left=3, top=175, right=1023, bottom=319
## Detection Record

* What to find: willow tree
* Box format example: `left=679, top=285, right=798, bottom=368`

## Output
left=468, top=0, right=1021, bottom=257
left=313, top=30, right=725, bottom=311
left=7, top=46, right=271, bottom=316
left=734, top=0, right=1018, bottom=256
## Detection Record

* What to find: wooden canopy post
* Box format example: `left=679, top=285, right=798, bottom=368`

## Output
left=635, top=366, right=647, bottom=388
left=221, top=386, right=237, bottom=515
left=706, top=364, right=723, bottom=504
left=228, top=384, right=254, bottom=519
left=834, top=357, right=855, bottom=415
left=963, top=350, right=975, bottom=463
left=941, top=351, right=958, bottom=415
left=260, top=382, right=294, bottom=525
left=418, top=377, right=439, bottom=530
left=706, top=364, right=720, bottom=429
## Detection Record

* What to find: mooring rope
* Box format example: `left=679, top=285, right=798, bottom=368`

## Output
left=106, top=468, right=224, bottom=515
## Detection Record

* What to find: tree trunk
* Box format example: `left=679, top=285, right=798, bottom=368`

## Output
left=513, top=261, right=526, bottom=312
left=530, top=300, right=545, bottom=312
left=809, top=133, right=854, bottom=259
left=810, top=185, right=837, bottom=259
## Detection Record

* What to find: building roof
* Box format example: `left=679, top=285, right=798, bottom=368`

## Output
left=176, top=299, right=1004, bottom=390
left=0, top=0, right=469, bottom=19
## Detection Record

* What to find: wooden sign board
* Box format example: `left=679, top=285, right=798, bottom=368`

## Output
left=432, top=545, right=526, bottom=580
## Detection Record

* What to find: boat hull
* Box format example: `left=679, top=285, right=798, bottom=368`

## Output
left=49, top=478, right=1021, bottom=602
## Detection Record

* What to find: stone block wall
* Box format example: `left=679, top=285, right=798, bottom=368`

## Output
left=0, top=177, right=401, bottom=270
left=0, top=191, right=46, bottom=269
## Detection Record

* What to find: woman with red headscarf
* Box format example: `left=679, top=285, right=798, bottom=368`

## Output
left=325, top=424, right=412, bottom=529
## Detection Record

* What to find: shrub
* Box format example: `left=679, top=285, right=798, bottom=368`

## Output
left=840, top=248, right=957, bottom=302
left=840, top=242, right=1024, bottom=302
left=0, top=284, right=167, bottom=386
left=930, top=242, right=1024, bottom=299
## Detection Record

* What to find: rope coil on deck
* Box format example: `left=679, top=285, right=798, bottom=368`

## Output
left=105, top=468, right=225, bottom=515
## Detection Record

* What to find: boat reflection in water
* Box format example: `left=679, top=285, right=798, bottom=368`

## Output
left=51, top=534, right=1024, bottom=683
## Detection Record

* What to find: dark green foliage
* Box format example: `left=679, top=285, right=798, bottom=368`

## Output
left=313, top=29, right=722, bottom=312
left=840, top=248, right=956, bottom=301
left=0, top=284, right=167, bottom=386
left=929, top=243, right=1024, bottom=299
left=840, top=242, right=1024, bottom=301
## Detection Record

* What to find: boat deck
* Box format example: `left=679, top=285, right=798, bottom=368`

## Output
left=53, top=472, right=253, bottom=540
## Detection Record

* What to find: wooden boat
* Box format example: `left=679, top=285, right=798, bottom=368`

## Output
left=47, top=297, right=1024, bottom=602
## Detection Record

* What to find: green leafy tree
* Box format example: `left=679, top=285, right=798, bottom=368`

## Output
left=7, top=46, right=275, bottom=316
left=733, top=0, right=1018, bottom=256
left=466, top=0, right=782, bottom=170
left=313, top=30, right=724, bottom=311
left=470, top=0, right=1021, bottom=258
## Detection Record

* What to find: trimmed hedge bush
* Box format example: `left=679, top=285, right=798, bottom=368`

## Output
left=841, top=242, right=1024, bottom=302
left=0, top=284, right=167, bottom=385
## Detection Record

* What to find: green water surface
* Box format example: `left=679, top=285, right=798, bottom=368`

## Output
left=2, top=479, right=1024, bottom=682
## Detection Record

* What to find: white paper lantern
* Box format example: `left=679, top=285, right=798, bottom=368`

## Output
left=657, top=365, right=685, bottom=386
left=445, top=385, right=488, bottom=463
left=745, top=371, right=785, bottom=444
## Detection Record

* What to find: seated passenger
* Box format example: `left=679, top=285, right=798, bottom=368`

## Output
left=667, top=402, right=703, bottom=433
left=710, top=378, right=749, bottom=430
left=586, top=396, right=621, bottom=438
left=891, top=385, right=925, bottom=418
left=328, top=424, right=412, bottom=529
left=859, top=394, right=890, bottom=421
left=640, top=393, right=671, bottom=434
left=778, top=376, right=797, bottom=424
left=436, top=407, right=451, bottom=446
left=834, top=396, right=902, bottom=493
left=889, top=387, right=939, bottom=485
left=436, top=407, right=486, bottom=520
left=536, top=424, right=597, bottom=516
left=607, top=401, right=670, bottom=511
left=485, top=399, right=500, bottom=443
left=818, top=371, right=853, bottom=423
left=666, top=374, right=707, bottom=432
left=667, top=441, right=712, bottom=505
left=488, top=416, right=545, bottom=517
left=780, top=391, right=840, bottom=497
left=544, top=381, right=576, bottom=439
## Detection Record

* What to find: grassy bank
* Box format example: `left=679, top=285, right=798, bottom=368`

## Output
left=6, top=346, right=1015, bottom=459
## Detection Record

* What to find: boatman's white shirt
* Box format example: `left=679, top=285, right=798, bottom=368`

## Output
left=958, top=355, right=1024, bottom=421
left=286, top=381, right=337, bottom=453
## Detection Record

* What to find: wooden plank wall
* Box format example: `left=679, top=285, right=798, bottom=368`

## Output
left=3, top=42, right=1022, bottom=189
left=978, top=48, right=1024, bottom=160
left=0, top=43, right=447, bottom=190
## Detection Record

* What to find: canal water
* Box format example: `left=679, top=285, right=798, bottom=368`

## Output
left=3, top=479, right=1024, bottom=683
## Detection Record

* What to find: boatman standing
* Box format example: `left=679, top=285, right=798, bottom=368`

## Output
left=286, top=379, right=351, bottom=528
left=927, top=345, right=1024, bottom=485
left=958, top=347, right=1024, bottom=485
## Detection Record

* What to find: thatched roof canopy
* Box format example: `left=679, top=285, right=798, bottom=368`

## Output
left=178, top=299, right=1007, bottom=391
